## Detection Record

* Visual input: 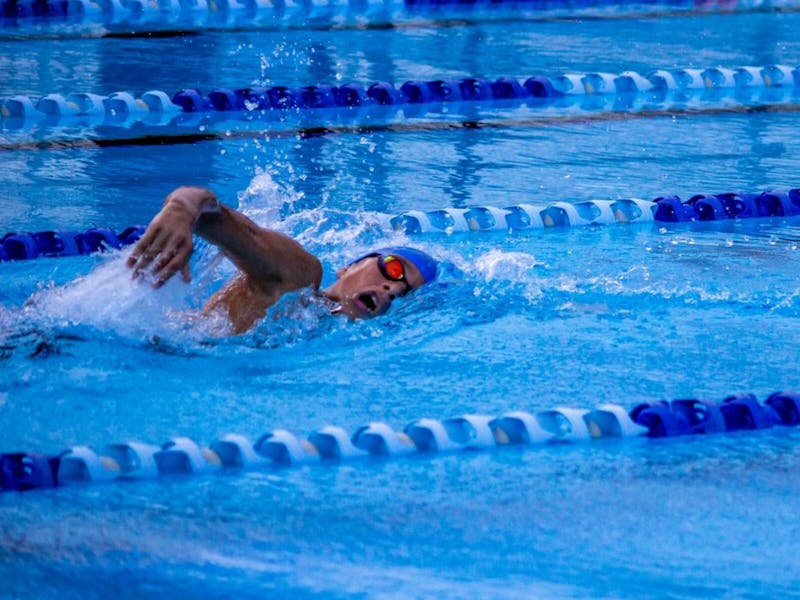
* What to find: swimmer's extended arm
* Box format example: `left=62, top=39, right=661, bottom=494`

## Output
left=128, top=186, right=322, bottom=331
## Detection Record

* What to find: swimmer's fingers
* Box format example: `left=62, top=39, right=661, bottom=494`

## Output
left=129, top=227, right=177, bottom=276
left=152, top=238, right=194, bottom=288
left=128, top=229, right=168, bottom=277
left=181, top=263, right=192, bottom=283
left=126, top=226, right=159, bottom=270
left=127, top=203, right=195, bottom=274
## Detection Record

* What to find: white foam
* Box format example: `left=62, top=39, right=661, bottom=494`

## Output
left=473, top=249, right=544, bottom=302
left=236, top=169, right=290, bottom=225
left=26, top=252, right=217, bottom=340
left=474, top=250, right=541, bottom=281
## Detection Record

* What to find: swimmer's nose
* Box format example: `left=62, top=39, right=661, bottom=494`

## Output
left=383, top=280, right=406, bottom=298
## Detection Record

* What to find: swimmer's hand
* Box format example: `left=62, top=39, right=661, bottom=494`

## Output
left=127, top=186, right=220, bottom=288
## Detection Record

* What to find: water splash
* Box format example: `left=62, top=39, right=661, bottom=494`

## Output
left=473, top=249, right=543, bottom=303
left=20, top=253, right=221, bottom=342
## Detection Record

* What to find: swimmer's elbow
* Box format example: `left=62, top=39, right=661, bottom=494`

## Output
left=307, top=256, right=323, bottom=290
left=276, top=253, right=322, bottom=293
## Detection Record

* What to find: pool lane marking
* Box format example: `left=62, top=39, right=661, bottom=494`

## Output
left=2, top=102, right=799, bottom=152
left=1, top=5, right=799, bottom=42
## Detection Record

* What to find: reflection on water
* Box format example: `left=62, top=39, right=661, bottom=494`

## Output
left=3, top=7, right=800, bottom=599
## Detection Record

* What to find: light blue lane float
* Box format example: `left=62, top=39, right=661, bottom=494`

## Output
left=387, top=198, right=656, bottom=234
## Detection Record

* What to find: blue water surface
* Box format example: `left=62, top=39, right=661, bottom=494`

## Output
left=2, top=4, right=800, bottom=598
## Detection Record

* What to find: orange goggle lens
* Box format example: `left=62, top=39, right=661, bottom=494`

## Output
left=379, top=255, right=406, bottom=281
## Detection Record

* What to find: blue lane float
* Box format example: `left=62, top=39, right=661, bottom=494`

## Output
left=2, top=391, right=799, bottom=492
left=2, top=63, right=800, bottom=132
left=0, top=226, right=144, bottom=261
left=0, top=0, right=311, bottom=20
left=3, top=190, right=800, bottom=262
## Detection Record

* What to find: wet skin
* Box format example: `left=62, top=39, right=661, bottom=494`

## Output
left=323, top=254, right=425, bottom=319
left=128, top=186, right=425, bottom=333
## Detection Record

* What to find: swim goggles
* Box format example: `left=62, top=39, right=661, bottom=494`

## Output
left=375, top=254, right=411, bottom=295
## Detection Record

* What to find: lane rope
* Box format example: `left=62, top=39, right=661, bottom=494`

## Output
left=2, top=392, right=798, bottom=492
left=1, top=64, right=798, bottom=135
left=0, top=0, right=792, bottom=25
left=387, top=190, right=800, bottom=234
left=3, top=190, right=799, bottom=262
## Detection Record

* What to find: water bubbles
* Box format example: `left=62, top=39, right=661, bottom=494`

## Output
left=239, top=170, right=293, bottom=215
left=358, top=136, right=375, bottom=154
left=474, top=249, right=541, bottom=301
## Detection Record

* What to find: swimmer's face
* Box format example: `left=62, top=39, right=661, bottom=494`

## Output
left=324, top=254, right=426, bottom=319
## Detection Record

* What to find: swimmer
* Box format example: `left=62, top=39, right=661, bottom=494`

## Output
left=126, top=186, right=437, bottom=333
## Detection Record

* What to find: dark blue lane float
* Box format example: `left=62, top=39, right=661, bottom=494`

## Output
left=628, top=394, right=792, bottom=437
left=651, top=191, right=800, bottom=222
left=2, top=391, right=799, bottom=493
left=0, top=226, right=144, bottom=261
left=0, top=453, right=60, bottom=492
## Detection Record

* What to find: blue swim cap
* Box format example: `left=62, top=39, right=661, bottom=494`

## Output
left=351, top=246, right=438, bottom=284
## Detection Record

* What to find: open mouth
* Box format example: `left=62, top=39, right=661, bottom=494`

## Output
left=357, top=292, right=378, bottom=313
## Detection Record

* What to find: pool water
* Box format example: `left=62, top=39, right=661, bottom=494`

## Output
left=3, top=3, right=800, bottom=598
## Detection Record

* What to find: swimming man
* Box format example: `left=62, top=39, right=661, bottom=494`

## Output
left=127, top=186, right=437, bottom=333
